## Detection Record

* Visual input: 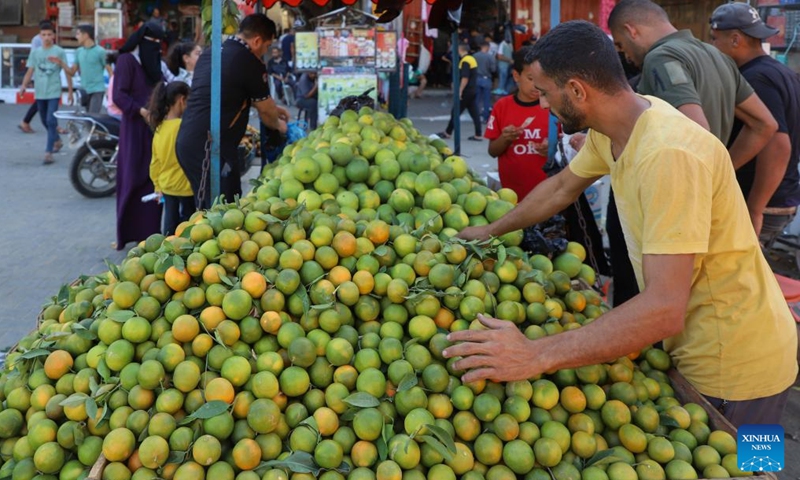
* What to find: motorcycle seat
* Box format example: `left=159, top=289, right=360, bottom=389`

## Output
left=85, top=114, right=121, bottom=137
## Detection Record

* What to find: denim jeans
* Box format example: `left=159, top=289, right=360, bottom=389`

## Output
left=37, top=98, right=60, bottom=153
left=477, top=76, right=493, bottom=121
left=498, top=62, right=511, bottom=93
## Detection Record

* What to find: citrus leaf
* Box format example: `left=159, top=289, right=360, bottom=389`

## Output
left=89, top=375, right=99, bottom=395
left=659, top=414, right=681, bottom=428
left=73, top=425, right=85, bottom=446
left=104, top=259, right=120, bottom=280
left=18, top=349, right=50, bottom=360
left=257, top=213, right=281, bottom=223
left=262, top=451, right=320, bottom=475
left=85, top=397, right=98, bottom=422
left=334, top=461, right=352, bottom=474
left=377, top=436, right=388, bottom=461
left=220, top=275, right=235, bottom=288
left=374, top=245, right=389, bottom=256
left=585, top=449, right=622, bottom=467
left=497, top=244, right=507, bottom=266
left=59, top=394, right=89, bottom=407
left=423, top=424, right=457, bottom=454
left=180, top=225, right=193, bottom=239
left=97, top=359, right=111, bottom=383
left=417, top=435, right=455, bottom=461
left=166, top=450, right=187, bottom=464
left=340, top=407, right=358, bottom=422
left=95, top=384, right=117, bottom=398
left=192, top=400, right=231, bottom=419
left=74, top=328, right=97, bottom=341
left=343, top=392, right=381, bottom=408
left=173, top=255, right=186, bottom=273
left=108, top=310, right=135, bottom=322
left=397, top=373, right=418, bottom=393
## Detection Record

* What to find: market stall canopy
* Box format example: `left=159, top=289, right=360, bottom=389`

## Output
left=244, top=0, right=463, bottom=25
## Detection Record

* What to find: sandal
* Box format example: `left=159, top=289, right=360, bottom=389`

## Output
left=53, top=140, right=63, bottom=153
left=468, top=136, right=484, bottom=141
left=436, top=131, right=451, bottom=139
left=57, top=127, right=68, bottom=135
left=18, top=124, right=34, bottom=133
left=43, top=153, right=54, bottom=165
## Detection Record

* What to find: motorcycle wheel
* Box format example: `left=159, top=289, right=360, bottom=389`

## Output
left=70, top=139, right=118, bottom=198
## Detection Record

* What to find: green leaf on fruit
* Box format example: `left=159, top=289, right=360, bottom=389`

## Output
left=585, top=449, right=622, bottom=467
left=343, top=392, right=381, bottom=408
left=423, top=423, right=457, bottom=454
left=417, top=435, right=455, bottom=461
left=397, top=373, right=418, bottom=393
left=18, top=349, right=50, bottom=360
left=108, top=310, right=135, bottom=322
left=659, top=414, right=681, bottom=428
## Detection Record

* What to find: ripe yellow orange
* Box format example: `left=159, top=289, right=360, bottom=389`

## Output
left=165, top=266, right=192, bottom=292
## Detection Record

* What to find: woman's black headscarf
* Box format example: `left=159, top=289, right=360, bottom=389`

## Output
left=120, top=20, right=165, bottom=86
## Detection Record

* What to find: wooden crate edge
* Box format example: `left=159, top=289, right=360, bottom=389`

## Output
left=87, top=453, right=108, bottom=480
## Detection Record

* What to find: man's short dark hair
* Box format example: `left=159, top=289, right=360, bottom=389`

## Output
left=458, top=42, right=469, bottom=51
left=527, top=21, right=629, bottom=95
left=40, top=22, right=54, bottom=32
left=512, top=45, right=534, bottom=73
left=480, top=40, right=490, bottom=48
left=239, top=14, right=277, bottom=41
left=608, top=0, right=670, bottom=31
left=76, top=24, right=94, bottom=40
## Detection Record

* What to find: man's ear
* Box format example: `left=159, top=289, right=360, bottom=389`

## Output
left=566, top=79, right=587, bottom=101
left=624, top=23, right=639, bottom=40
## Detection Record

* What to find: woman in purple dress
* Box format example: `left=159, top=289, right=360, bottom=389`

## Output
left=112, top=21, right=164, bottom=250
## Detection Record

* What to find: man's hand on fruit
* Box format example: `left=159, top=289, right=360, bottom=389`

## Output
left=443, top=314, right=542, bottom=383
left=456, top=225, right=493, bottom=242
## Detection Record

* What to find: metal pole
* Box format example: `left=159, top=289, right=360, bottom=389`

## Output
left=547, top=0, right=560, bottom=160
left=451, top=30, right=460, bottom=155
left=210, top=0, right=222, bottom=202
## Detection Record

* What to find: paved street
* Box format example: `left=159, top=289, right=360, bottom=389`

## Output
left=1, top=93, right=798, bottom=474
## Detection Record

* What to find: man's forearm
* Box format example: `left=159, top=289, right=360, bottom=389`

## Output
left=486, top=171, right=582, bottom=237
left=730, top=126, right=775, bottom=170
left=534, top=285, right=685, bottom=373
left=747, top=133, right=791, bottom=217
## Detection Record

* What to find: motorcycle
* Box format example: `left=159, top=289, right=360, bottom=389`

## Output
left=54, top=109, right=119, bottom=198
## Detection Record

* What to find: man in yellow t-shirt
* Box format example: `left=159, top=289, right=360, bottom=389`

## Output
left=444, top=20, right=797, bottom=426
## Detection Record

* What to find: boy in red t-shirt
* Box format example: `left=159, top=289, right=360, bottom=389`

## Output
left=485, top=46, right=552, bottom=198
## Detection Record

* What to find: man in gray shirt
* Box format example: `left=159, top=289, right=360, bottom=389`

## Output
left=473, top=41, right=497, bottom=122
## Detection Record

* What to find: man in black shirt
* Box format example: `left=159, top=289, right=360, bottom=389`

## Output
left=438, top=43, right=483, bottom=141
left=177, top=14, right=288, bottom=208
left=710, top=2, right=800, bottom=244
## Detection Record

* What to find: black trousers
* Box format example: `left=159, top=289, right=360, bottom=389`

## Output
left=162, top=194, right=195, bottom=235
left=176, top=137, right=240, bottom=210
left=23, top=102, right=38, bottom=123
left=606, top=189, right=639, bottom=306
left=446, top=90, right=482, bottom=137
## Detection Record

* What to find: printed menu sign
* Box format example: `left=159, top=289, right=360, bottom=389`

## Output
left=294, top=31, right=319, bottom=71
left=375, top=31, right=397, bottom=71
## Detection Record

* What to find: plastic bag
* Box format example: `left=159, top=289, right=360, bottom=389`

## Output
left=521, top=214, right=569, bottom=256
left=330, top=88, right=376, bottom=117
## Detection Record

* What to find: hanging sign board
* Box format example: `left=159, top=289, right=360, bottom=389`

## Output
left=375, top=31, right=397, bottom=71
left=319, top=28, right=376, bottom=67
left=294, top=31, right=319, bottom=71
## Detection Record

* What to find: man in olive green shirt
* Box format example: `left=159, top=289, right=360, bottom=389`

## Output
left=608, top=0, right=776, bottom=168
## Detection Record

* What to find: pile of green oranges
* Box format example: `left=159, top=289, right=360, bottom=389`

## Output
left=0, top=109, right=751, bottom=480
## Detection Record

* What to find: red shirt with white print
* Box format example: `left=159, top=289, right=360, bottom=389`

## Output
left=485, top=94, right=551, bottom=198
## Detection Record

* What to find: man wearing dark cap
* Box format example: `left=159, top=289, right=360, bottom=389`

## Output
left=608, top=0, right=776, bottom=168
left=710, top=2, right=800, bottom=243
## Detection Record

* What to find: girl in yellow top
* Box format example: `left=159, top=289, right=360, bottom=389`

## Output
left=147, top=81, right=193, bottom=235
